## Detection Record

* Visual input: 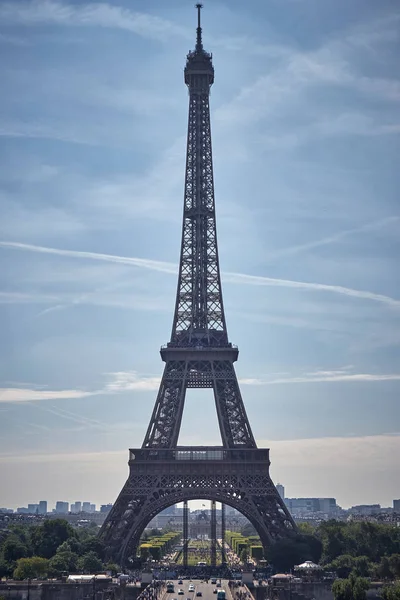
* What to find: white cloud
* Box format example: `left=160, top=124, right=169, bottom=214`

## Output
left=4, top=365, right=397, bottom=405
left=0, top=291, right=59, bottom=304
left=240, top=371, right=400, bottom=386
left=105, top=371, right=160, bottom=392
left=2, top=240, right=399, bottom=309
left=214, top=14, right=400, bottom=144
left=0, top=371, right=160, bottom=405
left=0, top=387, right=95, bottom=403
left=0, top=1, right=190, bottom=41
left=0, top=448, right=126, bottom=464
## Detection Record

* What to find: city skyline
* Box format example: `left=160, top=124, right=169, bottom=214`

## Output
left=2, top=491, right=399, bottom=514
left=0, top=0, right=399, bottom=510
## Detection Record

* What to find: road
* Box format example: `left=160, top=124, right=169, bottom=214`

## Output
left=162, top=580, right=232, bottom=600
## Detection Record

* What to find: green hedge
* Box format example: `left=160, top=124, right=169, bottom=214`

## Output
left=139, top=531, right=180, bottom=559
left=225, top=530, right=263, bottom=562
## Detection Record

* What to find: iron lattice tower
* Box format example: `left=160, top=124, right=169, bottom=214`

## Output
left=100, top=5, right=296, bottom=565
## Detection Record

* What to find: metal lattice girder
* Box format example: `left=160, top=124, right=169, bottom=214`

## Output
left=100, top=7, right=297, bottom=565
left=171, top=90, right=227, bottom=347
left=142, top=357, right=256, bottom=449
left=139, top=8, right=256, bottom=451
left=100, top=447, right=296, bottom=566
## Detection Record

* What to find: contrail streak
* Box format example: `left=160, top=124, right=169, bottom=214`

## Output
left=0, top=240, right=177, bottom=273
left=1, top=239, right=399, bottom=308
left=266, top=216, right=399, bottom=260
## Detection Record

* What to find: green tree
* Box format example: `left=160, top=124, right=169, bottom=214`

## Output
left=297, top=523, right=316, bottom=536
left=352, top=556, right=372, bottom=578
left=77, top=551, right=103, bottom=573
left=7, top=525, right=32, bottom=550
left=381, top=582, right=400, bottom=600
left=140, top=547, right=151, bottom=562
left=13, top=556, right=49, bottom=580
left=0, top=558, right=13, bottom=578
left=332, top=578, right=353, bottom=600
left=266, top=534, right=321, bottom=572
left=352, top=576, right=370, bottom=600
left=318, top=521, right=347, bottom=564
left=56, top=541, right=72, bottom=554
left=75, top=523, right=99, bottom=541
left=105, top=562, right=119, bottom=576
left=31, top=519, right=76, bottom=559
left=239, top=548, right=249, bottom=563
left=375, top=556, right=394, bottom=580
left=148, top=546, right=161, bottom=561
left=49, top=551, right=79, bottom=576
left=327, top=555, right=355, bottom=579
left=300, top=533, right=323, bottom=564
left=332, top=575, right=369, bottom=600
left=3, top=537, right=29, bottom=563
left=317, top=521, right=400, bottom=565
left=388, top=554, right=400, bottom=579
left=80, top=537, right=105, bottom=560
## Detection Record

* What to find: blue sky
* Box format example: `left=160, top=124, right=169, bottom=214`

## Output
left=0, top=0, right=399, bottom=512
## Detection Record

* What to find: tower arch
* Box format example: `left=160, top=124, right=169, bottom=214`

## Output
left=101, top=447, right=295, bottom=566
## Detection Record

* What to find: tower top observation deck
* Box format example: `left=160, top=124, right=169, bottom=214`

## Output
left=185, top=4, right=214, bottom=87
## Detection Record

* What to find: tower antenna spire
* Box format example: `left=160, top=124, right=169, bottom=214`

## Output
left=195, top=3, right=203, bottom=51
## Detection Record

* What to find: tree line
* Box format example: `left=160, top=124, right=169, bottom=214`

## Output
left=243, top=520, right=400, bottom=578
left=0, top=519, right=118, bottom=580
left=242, top=520, right=400, bottom=600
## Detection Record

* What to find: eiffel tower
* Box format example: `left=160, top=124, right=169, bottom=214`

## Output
left=100, top=5, right=296, bottom=565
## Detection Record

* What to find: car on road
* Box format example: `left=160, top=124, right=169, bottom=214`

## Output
left=196, top=593, right=202, bottom=597
left=213, top=589, right=218, bottom=594
left=188, top=585, right=195, bottom=592
left=178, top=591, right=184, bottom=595
left=178, top=581, right=183, bottom=585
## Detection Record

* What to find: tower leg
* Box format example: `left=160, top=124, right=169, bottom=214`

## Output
left=210, top=500, right=217, bottom=568
left=183, top=500, right=189, bottom=569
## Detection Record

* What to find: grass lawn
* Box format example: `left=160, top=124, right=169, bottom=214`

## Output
left=175, top=539, right=224, bottom=566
